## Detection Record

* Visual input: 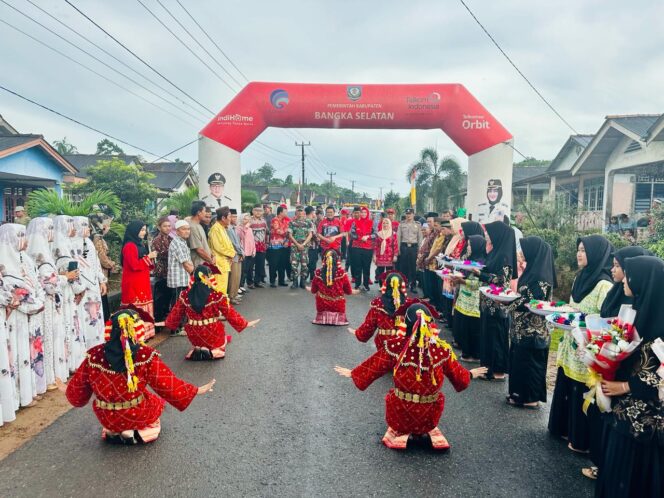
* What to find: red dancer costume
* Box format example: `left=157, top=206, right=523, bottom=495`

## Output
left=165, top=266, right=250, bottom=360
left=63, top=309, right=212, bottom=445
left=339, top=303, right=484, bottom=450
left=310, top=250, right=354, bottom=325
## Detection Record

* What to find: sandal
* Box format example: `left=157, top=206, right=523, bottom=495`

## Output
left=582, top=467, right=598, bottom=480
left=568, top=443, right=590, bottom=454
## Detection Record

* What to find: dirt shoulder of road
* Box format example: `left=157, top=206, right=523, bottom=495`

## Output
left=0, top=332, right=170, bottom=461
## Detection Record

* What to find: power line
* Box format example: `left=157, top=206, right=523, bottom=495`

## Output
left=174, top=0, right=249, bottom=82
left=154, top=0, right=244, bottom=88
left=0, top=84, right=180, bottom=159
left=0, top=17, right=198, bottom=129
left=458, top=0, right=578, bottom=134
left=1, top=0, right=202, bottom=127
left=64, top=0, right=215, bottom=115
left=23, top=0, right=210, bottom=121
left=134, top=0, right=237, bottom=94
left=148, top=137, right=202, bottom=164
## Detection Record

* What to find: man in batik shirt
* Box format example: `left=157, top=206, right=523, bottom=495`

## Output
left=288, top=206, right=313, bottom=289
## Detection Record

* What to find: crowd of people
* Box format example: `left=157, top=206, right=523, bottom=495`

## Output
left=1, top=198, right=663, bottom=497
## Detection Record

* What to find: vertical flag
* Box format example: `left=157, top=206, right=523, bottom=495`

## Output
left=410, top=169, right=417, bottom=208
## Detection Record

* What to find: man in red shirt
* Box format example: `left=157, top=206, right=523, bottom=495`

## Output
left=317, top=205, right=346, bottom=256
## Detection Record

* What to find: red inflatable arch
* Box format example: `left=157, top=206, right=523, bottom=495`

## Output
left=198, top=82, right=513, bottom=221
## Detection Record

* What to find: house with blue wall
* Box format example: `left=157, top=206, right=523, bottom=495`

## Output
left=0, top=115, right=77, bottom=223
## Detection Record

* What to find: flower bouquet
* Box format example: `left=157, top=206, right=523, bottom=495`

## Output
left=480, top=284, right=519, bottom=303
left=578, top=305, right=641, bottom=413
left=545, top=312, right=585, bottom=331
left=651, top=338, right=664, bottom=402
left=526, top=299, right=578, bottom=316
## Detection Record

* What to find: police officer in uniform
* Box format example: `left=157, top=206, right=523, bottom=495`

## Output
left=201, top=172, right=232, bottom=208
left=396, top=208, right=422, bottom=292
left=476, top=178, right=510, bottom=224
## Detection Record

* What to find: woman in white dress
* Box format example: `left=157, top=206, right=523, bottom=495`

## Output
left=0, top=275, right=19, bottom=424
left=27, top=217, right=71, bottom=389
left=52, top=215, right=86, bottom=372
left=71, top=216, right=106, bottom=348
left=0, top=224, right=45, bottom=408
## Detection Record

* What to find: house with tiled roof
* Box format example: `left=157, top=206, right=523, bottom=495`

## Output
left=514, top=114, right=664, bottom=230
left=0, top=115, right=78, bottom=222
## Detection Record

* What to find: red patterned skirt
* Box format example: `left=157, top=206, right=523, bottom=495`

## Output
left=313, top=292, right=348, bottom=326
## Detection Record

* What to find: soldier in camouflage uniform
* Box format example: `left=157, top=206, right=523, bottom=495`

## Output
left=288, top=206, right=314, bottom=289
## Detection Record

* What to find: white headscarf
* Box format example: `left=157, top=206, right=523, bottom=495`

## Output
left=27, top=217, right=56, bottom=267
left=72, top=216, right=91, bottom=257
left=52, top=215, right=76, bottom=269
left=0, top=223, right=26, bottom=277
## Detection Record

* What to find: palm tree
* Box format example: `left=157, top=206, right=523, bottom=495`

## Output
left=162, top=185, right=199, bottom=216
left=406, top=148, right=463, bottom=213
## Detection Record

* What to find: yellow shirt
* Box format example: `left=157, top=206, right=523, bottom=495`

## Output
left=208, top=223, right=235, bottom=273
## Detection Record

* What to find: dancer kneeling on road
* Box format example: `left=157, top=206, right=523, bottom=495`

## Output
left=335, top=303, right=486, bottom=451
left=308, top=249, right=359, bottom=326
left=164, top=265, right=259, bottom=360
left=57, top=308, right=215, bottom=445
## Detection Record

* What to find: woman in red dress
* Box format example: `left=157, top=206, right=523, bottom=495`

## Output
left=57, top=309, right=214, bottom=445
left=120, top=221, right=157, bottom=339
left=165, top=265, right=260, bottom=360
left=336, top=303, right=486, bottom=450
left=308, top=250, right=358, bottom=326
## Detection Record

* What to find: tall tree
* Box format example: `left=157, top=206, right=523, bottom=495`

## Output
left=383, top=190, right=401, bottom=211
left=256, top=163, right=276, bottom=184
left=95, top=138, right=125, bottom=155
left=53, top=137, right=78, bottom=155
left=406, top=148, right=464, bottom=213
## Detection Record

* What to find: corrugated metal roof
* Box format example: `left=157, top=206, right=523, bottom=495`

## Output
left=0, top=134, right=41, bottom=152
left=512, top=165, right=549, bottom=183
left=143, top=162, right=194, bottom=191
left=63, top=154, right=141, bottom=177
left=609, top=115, right=660, bottom=138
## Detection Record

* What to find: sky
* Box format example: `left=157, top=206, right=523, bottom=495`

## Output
left=1, top=0, right=662, bottom=198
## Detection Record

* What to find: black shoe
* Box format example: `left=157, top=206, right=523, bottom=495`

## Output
left=354, top=285, right=360, bottom=290
left=270, top=282, right=277, bottom=288
left=248, top=284, right=255, bottom=289
left=299, top=277, right=306, bottom=289
left=255, top=282, right=265, bottom=288
left=291, top=282, right=298, bottom=289
left=363, top=285, right=370, bottom=292
left=104, top=434, right=124, bottom=445
left=278, top=282, right=288, bottom=287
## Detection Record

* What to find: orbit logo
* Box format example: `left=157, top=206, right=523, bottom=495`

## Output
left=270, top=89, right=289, bottom=109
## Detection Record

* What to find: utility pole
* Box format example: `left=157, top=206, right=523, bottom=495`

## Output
left=351, top=180, right=356, bottom=203
left=295, top=141, right=310, bottom=202
left=327, top=171, right=336, bottom=204
left=379, top=186, right=383, bottom=208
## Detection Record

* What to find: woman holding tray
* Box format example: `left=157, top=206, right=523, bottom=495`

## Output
left=503, top=236, right=556, bottom=408
left=477, top=220, right=518, bottom=381
left=548, top=235, right=613, bottom=454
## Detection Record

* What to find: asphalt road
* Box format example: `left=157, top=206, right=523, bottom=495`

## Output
left=0, top=285, right=594, bottom=498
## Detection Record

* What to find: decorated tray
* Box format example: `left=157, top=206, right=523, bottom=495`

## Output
left=526, top=300, right=578, bottom=316
left=480, top=285, right=520, bottom=303
left=445, top=259, right=485, bottom=272
left=434, top=268, right=464, bottom=280
left=545, top=312, right=586, bottom=331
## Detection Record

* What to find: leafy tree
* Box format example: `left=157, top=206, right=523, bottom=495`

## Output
left=27, top=188, right=120, bottom=217
left=241, top=189, right=260, bottom=213
left=256, top=163, right=276, bottom=184
left=69, top=158, right=157, bottom=223
left=406, top=148, right=464, bottom=213
left=514, top=157, right=551, bottom=168
left=53, top=137, right=78, bottom=155
left=162, top=185, right=199, bottom=216
left=383, top=190, right=401, bottom=212
left=95, top=138, right=125, bottom=155
left=284, top=174, right=294, bottom=185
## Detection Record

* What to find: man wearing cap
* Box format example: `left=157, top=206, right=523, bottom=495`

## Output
left=209, top=206, right=236, bottom=295
left=167, top=219, right=194, bottom=334
left=417, top=212, right=439, bottom=298
left=202, top=172, right=232, bottom=208
left=227, top=209, right=245, bottom=304
left=287, top=205, right=313, bottom=289
left=385, top=208, right=399, bottom=231
left=476, top=179, right=510, bottom=224
left=396, top=208, right=422, bottom=292
left=14, top=205, right=31, bottom=226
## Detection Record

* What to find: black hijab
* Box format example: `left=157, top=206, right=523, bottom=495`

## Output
left=461, top=221, right=484, bottom=239
left=624, top=256, right=664, bottom=342
left=484, top=220, right=517, bottom=276
left=518, top=236, right=556, bottom=300
left=121, top=220, right=147, bottom=265
left=600, top=246, right=652, bottom=318
left=570, top=235, right=613, bottom=304
left=189, top=265, right=213, bottom=314
left=381, top=272, right=407, bottom=315
left=404, top=302, right=431, bottom=336
left=104, top=310, right=141, bottom=373
left=466, top=235, right=487, bottom=263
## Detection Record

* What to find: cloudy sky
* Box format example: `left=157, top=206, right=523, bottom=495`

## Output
left=1, top=0, right=662, bottom=197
